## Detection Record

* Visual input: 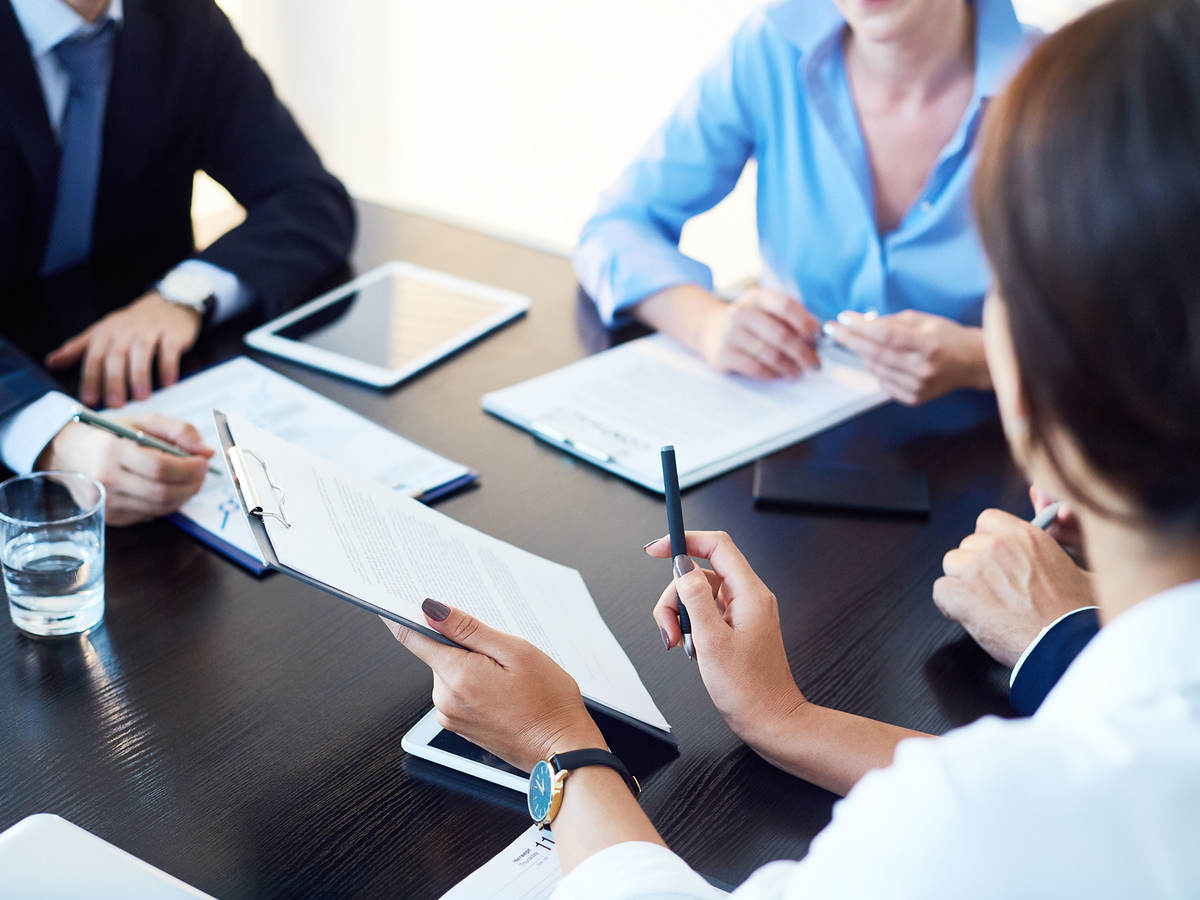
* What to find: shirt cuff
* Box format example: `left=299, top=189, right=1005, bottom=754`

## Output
left=168, top=260, right=254, bottom=325
left=1009, top=606, right=1101, bottom=688
left=0, top=391, right=80, bottom=474
left=573, top=236, right=715, bottom=329
left=552, top=841, right=722, bottom=900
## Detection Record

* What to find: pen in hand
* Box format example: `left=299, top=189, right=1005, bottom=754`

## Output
left=1031, top=500, right=1063, bottom=531
left=660, top=445, right=695, bottom=661
left=73, top=407, right=221, bottom=476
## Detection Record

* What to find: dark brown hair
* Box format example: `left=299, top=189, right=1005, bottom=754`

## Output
left=974, top=0, right=1200, bottom=531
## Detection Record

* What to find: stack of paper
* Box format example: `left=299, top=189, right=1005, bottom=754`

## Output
left=483, top=335, right=887, bottom=491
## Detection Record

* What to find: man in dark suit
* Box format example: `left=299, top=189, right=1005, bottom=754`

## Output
left=0, top=0, right=354, bottom=523
left=934, top=493, right=1100, bottom=715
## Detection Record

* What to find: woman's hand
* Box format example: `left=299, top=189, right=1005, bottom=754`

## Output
left=392, top=598, right=604, bottom=772
left=644, top=531, right=805, bottom=747
left=636, top=284, right=821, bottom=379
left=934, top=509, right=1096, bottom=668
left=699, top=288, right=822, bottom=378
left=830, top=309, right=991, bottom=404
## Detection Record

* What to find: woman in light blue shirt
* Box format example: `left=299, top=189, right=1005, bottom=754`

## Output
left=574, top=0, right=1032, bottom=404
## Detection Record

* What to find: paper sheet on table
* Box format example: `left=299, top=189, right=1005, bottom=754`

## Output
left=121, top=357, right=471, bottom=566
left=224, top=414, right=669, bottom=734
left=441, top=827, right=561, bottom=900
left=483, top=335, right=887, bottom=491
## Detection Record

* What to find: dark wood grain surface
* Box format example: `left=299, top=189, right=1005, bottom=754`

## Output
left=0, top=202, right=1031, bottom=898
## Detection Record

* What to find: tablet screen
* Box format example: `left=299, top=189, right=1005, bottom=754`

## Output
left=274, top=271, right=511, bottom=369
left=429, top=729, right=526, bottom=778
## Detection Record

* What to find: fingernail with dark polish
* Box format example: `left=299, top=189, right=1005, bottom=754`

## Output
left=673, top=555, right=695, bottom=577
left=422, top=598, right=450, bottom=621
left=660, top=627, right=671, bottom=651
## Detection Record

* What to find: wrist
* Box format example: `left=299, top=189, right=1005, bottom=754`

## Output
left=637, top=284, right=726, bottom=355
left=734, top=687, right=811, bottom=754
left=960, top=325, right=992, bottom=390
left=541, top=718, right=606, bottom=761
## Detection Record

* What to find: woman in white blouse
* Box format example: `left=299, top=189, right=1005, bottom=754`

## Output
left=395, top=1, right=1200, bottom=895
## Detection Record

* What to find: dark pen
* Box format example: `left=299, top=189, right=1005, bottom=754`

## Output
left=660, top=445, right=694, bottom=661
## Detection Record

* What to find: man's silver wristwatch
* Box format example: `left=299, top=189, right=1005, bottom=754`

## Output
left=156, top=268, right=216, bottom=326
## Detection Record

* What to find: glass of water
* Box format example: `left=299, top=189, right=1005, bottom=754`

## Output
left=0, top=471, right=105, bottom=638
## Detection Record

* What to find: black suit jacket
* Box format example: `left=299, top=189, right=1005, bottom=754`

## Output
left=0, top=0, right=355, bottom=361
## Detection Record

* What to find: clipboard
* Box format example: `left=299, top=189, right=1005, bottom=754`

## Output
left=215, top=410, right=457, bottom=650
left=214, top=410, right=676, bottom=746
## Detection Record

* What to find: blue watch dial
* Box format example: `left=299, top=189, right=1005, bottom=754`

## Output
left=527, top=759, right=555, bottom=822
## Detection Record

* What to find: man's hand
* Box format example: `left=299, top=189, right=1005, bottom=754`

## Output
left=699, top=288, right=822, bottom=378
left=1030, top=484, right=1086, bottom=564
left=36, top=414, right=212, bottom=527
left=830, top=309, right=991, bottom=405
left=934, top=509, right=1096, bottom=668
left=45, top=291, right=202, bottom=408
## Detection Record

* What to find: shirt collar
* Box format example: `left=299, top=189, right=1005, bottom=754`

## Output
left=1038, top=578, right=1200, bottom=721
left=10, top=0, right=124, bottom=57
left=764, top=0, right=1028, bottom=99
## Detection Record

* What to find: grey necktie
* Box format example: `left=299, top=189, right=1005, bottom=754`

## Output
left=40, top=20, right=117, bottom=276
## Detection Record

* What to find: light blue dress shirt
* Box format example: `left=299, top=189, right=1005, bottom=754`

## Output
left=574, top=0, right=1034, bottom=329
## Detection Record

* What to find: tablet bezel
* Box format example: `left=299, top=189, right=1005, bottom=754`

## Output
left=244, top=261, right=531, bottom=388
left=401, top=707, right=530, bottom=793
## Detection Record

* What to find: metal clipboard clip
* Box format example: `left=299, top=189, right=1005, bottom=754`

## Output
left=226, top=446, right=292, bottom=528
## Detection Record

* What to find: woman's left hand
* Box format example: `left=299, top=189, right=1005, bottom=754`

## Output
left=830, top=310, right=991, bottom=405
left=392, top=599, right=604, bottom=772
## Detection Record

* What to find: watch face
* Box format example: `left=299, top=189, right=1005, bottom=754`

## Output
left=527, top=760, right=555, bottom=823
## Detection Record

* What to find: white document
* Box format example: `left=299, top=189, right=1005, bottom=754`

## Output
left=482, top=335, right=888, bottom=491
left=224, top=414, right=669, bottom=735
left=0, top=814, right=213, bottom=899
left=441, top=826, right=561, bottom=900
left=121, top=357, right=471, bottom=568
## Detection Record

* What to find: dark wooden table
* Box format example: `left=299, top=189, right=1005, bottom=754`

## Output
left=0, top=202, right=1030, bottom=898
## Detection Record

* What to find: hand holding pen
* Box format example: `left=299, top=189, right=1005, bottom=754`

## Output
left=657, top=446, right=695, bottom=659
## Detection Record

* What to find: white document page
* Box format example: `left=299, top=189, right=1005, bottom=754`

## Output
left=0, top=814, right=213, bottom=899
left=121, top=357, right=470, bottom=563
left=441, top=827, right=561, bottom=900
left=482, top=335, right=887, bottom=490
left=225, top=414, right=669, bottom=733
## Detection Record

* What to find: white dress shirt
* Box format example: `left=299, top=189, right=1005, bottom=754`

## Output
left=555, top=579, right=1200, bottom=899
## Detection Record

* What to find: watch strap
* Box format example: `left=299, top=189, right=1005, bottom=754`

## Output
left=551, top=748, right=640, bottom=798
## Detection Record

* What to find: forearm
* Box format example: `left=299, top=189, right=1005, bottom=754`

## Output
left=957, top=325, right=993, bottom=391
left=743, top=698, right=932, bottom=797
left=634, top=284, right=725, bottom=353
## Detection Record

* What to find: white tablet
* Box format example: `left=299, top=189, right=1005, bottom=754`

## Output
left=244, top=261, right=531, bottom=387
left=402, top=707, right=529, bottom=793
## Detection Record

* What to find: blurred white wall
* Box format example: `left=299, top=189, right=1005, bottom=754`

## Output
left=198, top=0, right=1105, bottom=285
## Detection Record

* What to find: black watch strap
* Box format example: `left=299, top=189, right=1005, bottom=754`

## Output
left=551, top=748, right=640, bottom=798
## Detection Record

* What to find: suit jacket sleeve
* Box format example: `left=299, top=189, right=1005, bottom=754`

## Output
left=1009, top=607, right=1101, bottom=716
left=0, top=337, right=58, bottom=423
left=191, top=2, right=355, bottom=318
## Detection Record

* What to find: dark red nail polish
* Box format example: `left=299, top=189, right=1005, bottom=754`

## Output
left=422, top=598, right=450, bottom=621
